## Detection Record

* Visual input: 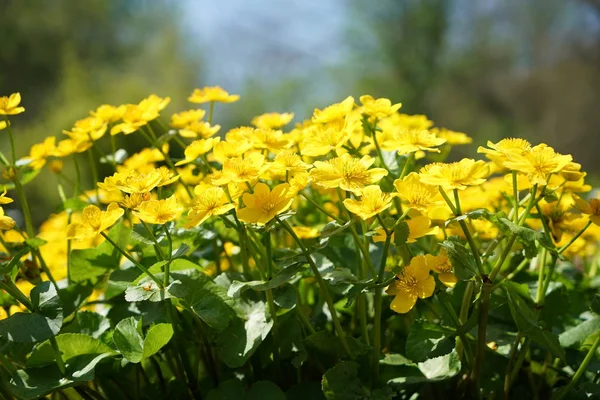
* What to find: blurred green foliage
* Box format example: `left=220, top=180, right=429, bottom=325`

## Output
left=0, top=0, right=201, bottom=223
left=346, top=0, right=600, bottom=174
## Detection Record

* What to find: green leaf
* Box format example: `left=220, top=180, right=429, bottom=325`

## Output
left=215, top=296, right=273, bottom=368
left=10, top=354, right=112, bottom=400
left=25, top=237, right=46, bottom=248
left=0, top=281, right=62, bottom=343
left=591, top=294, right=600, bottom=315
left=322, top=361, right=370, bottom=400
left=0, top=246, right=31, bottom=277
left=69, top=311, right=110, bottom=339
left=504, top=284, right=565, bottom=360
left=559, top=317, right=600, bottom=349
left=113, top=316, right=144, bottom=363
left=388, top=351, right=461, bottom=386
left=27, top=333, right=115, bottom=368
left=168, top=269, right=234, bottom=331
left=142, top=323, right=174, bottom=359
left=405, top=319, right=455, bottom=362
left=227, top=262, right=306, bottom=298
left=493, top=217, right=553, bottom=257
left=393, top=221, right=409, bottom=247
left=440, top=237, right=478, bottom=281
left=206, top=379, right=246, bottom=400
left=321, top=220, right=352, bottom=239
left=125, top=274, right=175, bottom=302
left=247, top=381, right=285, bottom=400
left=112, top=316, right=173, bottom=363
left=58, top=282, right=94, bottom=318
left=0, top=168, right=41, bottom=191
left=69, top=223, right=129, bottom=282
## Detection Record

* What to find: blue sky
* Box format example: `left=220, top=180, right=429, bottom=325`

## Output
left=181, top=0, right=350, bottom=92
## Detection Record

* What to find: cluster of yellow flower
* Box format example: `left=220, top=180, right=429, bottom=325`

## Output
left=1, top=87, right=599, bottom=319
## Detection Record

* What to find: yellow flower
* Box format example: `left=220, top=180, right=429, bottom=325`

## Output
left=91, top=104, right=126, bottom=123
left=212, top=139, right=253, bottom=162
left=393, top=173, right=444, bottom=214
left=250, top=128, right=292, bottom=152
left=110, top=95, right=169, bottom=135
left=52, top=138, right=93, bottom=157
left=175, top=137, right=220, bottom=166
left=212, top=153, right=266, bottom=186
left=0, top=208, right=16, bottom=231
left=0, top=93, right=25, bottom=115
left=419, top=159, right=489, bottom=190
left=237, top=183, right=294, bottom=225
left=503, top=144, right=573, bottom=186
left=312, top=96, right=354, bottom=124
left=573, top=194, right=600, bottom=226
left=385, top=256, right=435, bottom=314
left=343, top=185, right=395, bottom=220
left=133, top=195, right=183, bottom=225
left=119, top=147, right=166, bottom=173
left=66, top=203, right=124, bottom=239
left=430, top=127, right=472, bottom=145
left=560, top=162, right=586, bottom=182
left=477, top=138, right=531, bottom=168
left=359, top=95, right=402, bottom=118
left=185, top=186, right=235, bottom=228
left=292, top=226, right=320, bottom=239
left=188, top=86, right=239, bottom=103
left=270, top=150, right=311, bottom=178
left=301, top=123, right=352, bottom=157
left=310, top=154, right=388, bottom=195
left=378, top=129, right=446, bottom=155
left=170, top=109, right=206, bottom=129
left=179, top=121, right=221, bottom=139
left=0, top=190, right=13, bottom=205
left=120, top=193, right=152, bottom=210
left=406, top=216, right=439, bottom=243
left=424, top=250, right=456, bottom=288
left=98, top=168, right=176, bottom=194
left=154, top=166, right=180, bottom=187
left=251, top=112, right=294, bottom=129
left=63, top=116, right=107, bottom=142
left=0, top=121, right=7, bottom=130
left=22, top=137, right=56, bottom=170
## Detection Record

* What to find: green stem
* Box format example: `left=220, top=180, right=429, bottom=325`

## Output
left=399, top=152, right=414, bottom=180
left=86, top=148, right=100, bottom=203
left=300, top=191, right=343, bottom=223
left=372, top=234, right=391, bottom=384
left=4, top=117, right=17, bottom=164
left=512, top=171, right=519, bottom=223
left=441, top=187, right=484, bottom=276
left=535, top=248, right=548, bottom=306
left=72, top=155, right=82, bottom=197
left=0, top=280, right=34, bottom=311
left=208, top=102, right=215, bottom=124
left=163, top=224, right=173, bottom=287
left=557, top=330, right=600, bottom=400
left=456, top=281, right=474, bottom=362
left=49, top=336, right=67, bottom=376
left=277, top=217, right=353, bottom=358
left=100, top=232, right=162, bottom=288
left=558, top=220, right=592, bottom=254
left=504, top=332, right=522, bottom=397
left=142, top=221, right=165, bottom=261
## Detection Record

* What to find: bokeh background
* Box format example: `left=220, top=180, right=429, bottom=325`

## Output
left=1, top=0, right=600, bottom=223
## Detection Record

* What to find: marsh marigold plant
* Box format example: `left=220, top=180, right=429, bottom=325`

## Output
left=0, top=89, right=598, bottom=400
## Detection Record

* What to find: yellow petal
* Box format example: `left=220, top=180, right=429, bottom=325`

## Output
left=390, top=293, right=417, bottom=314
